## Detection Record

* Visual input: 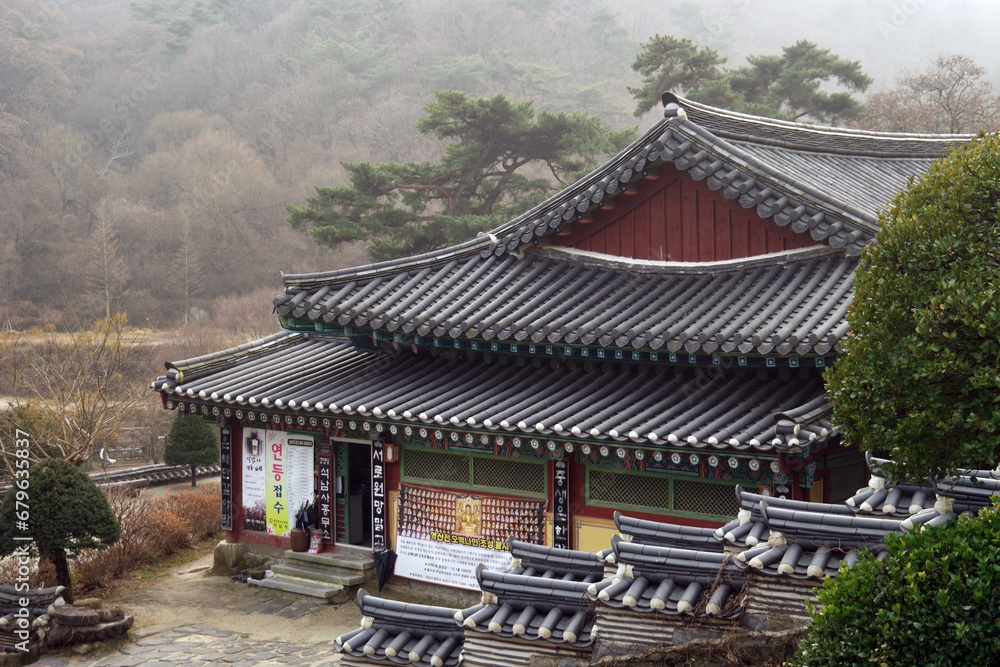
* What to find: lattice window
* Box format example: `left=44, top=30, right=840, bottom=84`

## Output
left=589, top=469, right=671, bottom=510
left=674, top=479, right=754, bottom=517
left=473, top=457, right=545, bottom=494
left=403, top=449, right=470, bottom=484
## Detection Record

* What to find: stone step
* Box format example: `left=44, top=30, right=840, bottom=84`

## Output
left=285, top=550, right=374, bottom=572
left=270, top=562, right=365, bottom=586
left=260, top=576, right=345, bottom=600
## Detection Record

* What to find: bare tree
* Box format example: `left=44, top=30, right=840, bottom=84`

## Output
left=98, top=122, right=134, bottom=180
left=858, top=54, right=1000, bottom=134
left=176, top=216, right=201, bottom=327
left=0, top=313, right=148, bottom=473
left=90, top=198, right=135, bottom=320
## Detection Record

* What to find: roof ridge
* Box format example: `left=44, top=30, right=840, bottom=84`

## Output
left=663, top=92, right=970, bottom=158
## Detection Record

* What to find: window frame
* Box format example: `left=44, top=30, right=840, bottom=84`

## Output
left=585, top=465, right=750, bottom=522
left=400, top=446, right=548, bottom=498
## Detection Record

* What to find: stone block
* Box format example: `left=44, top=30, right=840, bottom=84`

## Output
left=214, top=541, right=248, bottom=570
left=73, top=598, right=103, bottom=610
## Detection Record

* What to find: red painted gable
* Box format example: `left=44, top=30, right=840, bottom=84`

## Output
left=550, top=162, right=816, bottom=261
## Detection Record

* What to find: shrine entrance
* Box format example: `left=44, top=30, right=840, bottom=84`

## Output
left=334, top=439, right=373, bottom=547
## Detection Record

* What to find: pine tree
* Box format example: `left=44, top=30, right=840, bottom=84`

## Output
left=630, top=37, right=871, bottom=123
left=164, top=413, right=218, bottom=486
left=287, top=90, right=635, bottom=261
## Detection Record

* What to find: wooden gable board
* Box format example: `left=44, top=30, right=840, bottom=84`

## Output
left=550, top=162, right=816, bottom=262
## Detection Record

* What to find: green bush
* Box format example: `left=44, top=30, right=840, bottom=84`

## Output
left=825, top=132, right=1000, bottom=482
left=793, top=503, right=1000, bottom=665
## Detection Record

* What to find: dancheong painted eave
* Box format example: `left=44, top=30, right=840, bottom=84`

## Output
left=152, top=333, right=835, bottom=451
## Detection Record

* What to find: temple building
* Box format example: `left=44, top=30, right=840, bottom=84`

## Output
left=152, top=93, right=966, bottom=594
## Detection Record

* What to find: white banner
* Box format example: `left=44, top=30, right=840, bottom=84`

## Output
left=242, top=429, right=266, bottom=531
left=394, top=535, right=513, bottom=590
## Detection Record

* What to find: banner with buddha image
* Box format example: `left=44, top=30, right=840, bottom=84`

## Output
left=394, top=483, right=548, bottom=590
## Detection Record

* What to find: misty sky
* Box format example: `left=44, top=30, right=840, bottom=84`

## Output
left=621, top=0, right=999, bottom=89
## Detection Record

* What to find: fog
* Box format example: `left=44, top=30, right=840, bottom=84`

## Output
left=1, top=0, right=995, bottom=331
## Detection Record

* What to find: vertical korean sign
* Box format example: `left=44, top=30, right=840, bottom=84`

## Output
left=372, top=442, right=386, bottom=550
left=318, top=443, right=333, bottom=544
left=265, top=431, right=288, bottom=536
left=220, top=427, right=232, bottom=531
left=553, top=460, right=570, bottom=549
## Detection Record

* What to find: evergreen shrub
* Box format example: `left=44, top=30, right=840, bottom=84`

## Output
left=825, top=133, right=1000, bottom=481
left=793, top=502, right=1000, bottom=665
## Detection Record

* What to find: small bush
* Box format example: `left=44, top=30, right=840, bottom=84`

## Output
left=155, top=489, right=221, bottom=541
left=145, top=509, right=190, bottom=557
left=74, top=486, right=156, bottom=592
left=71, top=484, right=219, bottom=593
left=793, top=502, right=1000, bottom=665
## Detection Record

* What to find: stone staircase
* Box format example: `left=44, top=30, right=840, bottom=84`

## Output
left=261, top=550, right=374, bottom=603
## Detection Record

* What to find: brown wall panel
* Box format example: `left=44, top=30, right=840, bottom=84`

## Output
left=551, top=163, right=816, bottom=261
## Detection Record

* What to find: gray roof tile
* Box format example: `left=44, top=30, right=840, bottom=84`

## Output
left=154, top=333, right=833, bottom=450
left=278, top=246, right=854, bottom=356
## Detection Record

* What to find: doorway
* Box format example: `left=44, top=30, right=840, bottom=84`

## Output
left=335, top=440, right=372, bottom=547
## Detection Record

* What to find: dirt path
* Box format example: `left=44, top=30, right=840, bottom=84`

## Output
left=114, top=552, right=362, bottom=644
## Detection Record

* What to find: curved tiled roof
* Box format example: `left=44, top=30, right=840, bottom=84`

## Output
left=846, top=453, right=1000, bottom=519
left=336, top=590, right=464, bottom=667
left=277, top=245, right=854, bottom=356
left=461, top=564, right=596, bottom=647
left=153, top=333, right=833, bottom=451
left=507, top=539, right=604, bottom=581
left=592, top=537, right=745, bottom=619
left=275, top=97, right=968, bottom=354
left=734, top=541, right=886, bottom=580
left=613, top=511, right=724, bottom=552
left=480, top=93, right=967, bottom=259
left=715, top=486, right=854, bottom=550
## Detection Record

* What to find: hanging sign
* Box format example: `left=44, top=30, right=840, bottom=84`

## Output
left=394, top=483, right=547, bottom=590
left=242, top=428, right=266, bottom=531
left=372, top=441, right=387, bottom=550
left=286, top=436, right=314, bottom=522
left=553, top=460, right=570, bottom=549
left=318, top=449, right=333, bottom=543
left=220, top=428, right=232, bottom=531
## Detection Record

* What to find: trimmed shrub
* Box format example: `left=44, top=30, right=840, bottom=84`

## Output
left=793, top=502, right=1000, bottom=665
left=0, top=458, right=119, bottom=601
